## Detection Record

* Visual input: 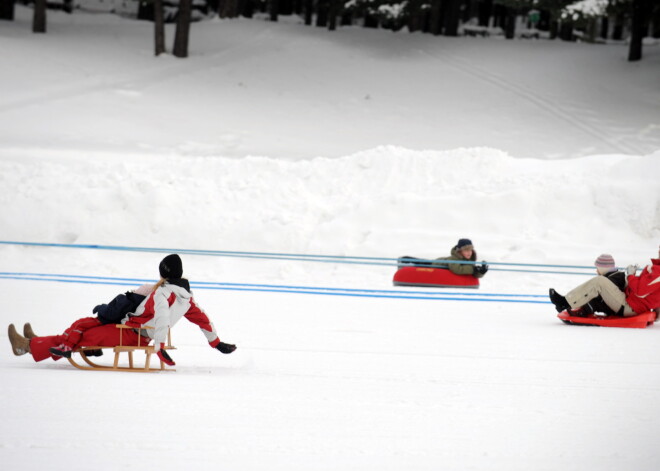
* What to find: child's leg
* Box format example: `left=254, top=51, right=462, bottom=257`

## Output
left=61, top=317, right=102, bottom=348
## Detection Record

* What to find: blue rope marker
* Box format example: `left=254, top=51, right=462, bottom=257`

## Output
left=0, top=240, right=602, bottom=275
left=0, top=272, right=550, bottom=304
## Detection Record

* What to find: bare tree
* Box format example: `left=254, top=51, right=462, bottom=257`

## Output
left=628, top=0, right=652, bottom=61
left=270, top=0, right=279, bottom=21
left=328, top=0, right=339, bottom=30
left=173, top=0, right=193, bottom=58
left=304, top=0, right=313, bottom=25
left=444, top=0, right=461, bottom=36
left=154, top=0, right=166, bottom=55
left=33, top=0, right=47, bottom=33
left=430, top=0, right=443, bottom=35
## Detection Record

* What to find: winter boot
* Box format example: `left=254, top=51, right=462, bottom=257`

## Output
left=82, top=349, right=103, bottom=357
left=23, top=323, right=37, bottom=339
left=580, top=303, right=594, bottom=316
left=8, top=324, right=31, bottom=356
left=49, top=344, right=73, bottom=359
left=549, top=289, right=570, bottom=313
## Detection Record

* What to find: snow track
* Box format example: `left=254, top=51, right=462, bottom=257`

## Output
left=420, top=46, right=650, bottom=156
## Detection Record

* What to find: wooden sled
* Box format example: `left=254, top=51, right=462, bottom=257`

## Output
left=67, top=325, right=176, bottom=372
left=557, top=310, right=657, bottom=329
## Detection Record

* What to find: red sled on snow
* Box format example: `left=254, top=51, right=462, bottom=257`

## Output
left=558, top=310, right=657, bottom=329
left=393, top=266, right=480, bottom=289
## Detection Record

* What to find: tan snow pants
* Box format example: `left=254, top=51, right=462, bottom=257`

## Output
left=565, top=275, right=635, bottom=316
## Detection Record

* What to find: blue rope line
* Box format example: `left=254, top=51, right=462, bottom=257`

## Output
left=0, top=272, right=547, bottom=298
left=0, top=240, right=600, bottom=272
left=0, top=272, right=550, bottom=304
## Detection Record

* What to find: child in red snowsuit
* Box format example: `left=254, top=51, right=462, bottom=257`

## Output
left=8, top=254, right=237, bottom=365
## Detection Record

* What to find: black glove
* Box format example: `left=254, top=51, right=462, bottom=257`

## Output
left=216, top=342, right=237, bottom=354
left=474, top=263, right=489, bottom=275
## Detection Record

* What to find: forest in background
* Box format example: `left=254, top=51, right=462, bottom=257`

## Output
left=1, top=0, right=658, bottom=60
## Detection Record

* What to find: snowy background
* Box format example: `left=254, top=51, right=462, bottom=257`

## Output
left=1, top=6, right=659, bottom=471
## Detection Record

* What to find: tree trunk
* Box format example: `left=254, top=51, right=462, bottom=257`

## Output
left=628, top=0, right=650, bottom=61
left=430, top=0, right=442, bottom=36
left=33, top=0, right=47, bottom=33
left=653, top=6, right=660, bottom=38
left=269, top=0, right=278, bottom=21
left=549, top=19, right=558, bottom=39
left=504, top=10, right=516, bottom=39
left=586, top=17, right=597, bottom=43
left=327, top=0, right=338, bottom=31
left=600, top=16, right=609, bottom=40
left=0, top=0, right=14, bottom=21
left=559, top=20, right=573, bottom=41
left=138, top=1, right=153, bottom=20
left=316, top=0, right=328, bottom=27
left=477, top=0, right=492, bottom=27
left=612, top=14, right=624, bottom=40
left=154, top=0, right=166, bottom=56
left=304, top=0, right=313, bottom=25
left=279, top=0, right=292, bottom=15
left=241, top=0, right=255, bottom=17
left=173, top=0, right=193, bottom=58
left=444, top=0, right=461, bottom=36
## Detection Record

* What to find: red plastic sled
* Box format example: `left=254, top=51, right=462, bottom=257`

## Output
left=558, top=310, right=657, bottom=329
left=393, top=266, right=480, bottom=289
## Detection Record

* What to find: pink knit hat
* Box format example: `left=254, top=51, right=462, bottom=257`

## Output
left=594, top=254, right=616, bottom=272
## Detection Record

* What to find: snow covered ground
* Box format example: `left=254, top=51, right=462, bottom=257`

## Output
left=1, top=6, right=659, bottom=471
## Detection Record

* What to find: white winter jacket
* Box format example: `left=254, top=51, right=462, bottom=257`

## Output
left=122, top=282, right=219, bottom=348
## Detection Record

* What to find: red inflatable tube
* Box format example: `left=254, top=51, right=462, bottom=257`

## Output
left=393, top=266, right=480, bottom=289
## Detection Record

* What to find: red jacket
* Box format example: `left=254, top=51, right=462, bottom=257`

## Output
left=626, top=259, right=660, bottom=314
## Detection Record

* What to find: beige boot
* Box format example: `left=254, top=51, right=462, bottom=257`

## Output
left=23, top=323, right=37, bottom=339
left=8, top=324, right=30, bottom=356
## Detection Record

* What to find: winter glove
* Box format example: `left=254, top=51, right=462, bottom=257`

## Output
left=626, top=264, right=638, bottom=276
left=216, top=342, right=237, bottom=354
left=473, top=263, right=489, bottom=275
left=155, top=343, right=175, bottom=366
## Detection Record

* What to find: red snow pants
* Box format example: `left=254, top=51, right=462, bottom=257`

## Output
left=30, top=323, right=144, bottom=362
left=61, top=316, right=102, bottom=349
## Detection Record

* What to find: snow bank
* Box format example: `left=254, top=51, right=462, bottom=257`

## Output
left=1, top=146, right=657, bottom=268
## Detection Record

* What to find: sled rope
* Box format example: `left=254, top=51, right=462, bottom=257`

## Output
left=0, top=240, right=607, bottom=274
left=1, top=271, right=549, bottom=304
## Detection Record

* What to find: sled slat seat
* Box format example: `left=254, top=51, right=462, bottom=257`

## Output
left=68, top=325, right=176, bottom=372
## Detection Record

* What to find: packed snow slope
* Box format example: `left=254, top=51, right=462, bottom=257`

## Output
left=1, top=6, right=660, bottom=160
left=1, top=7, right=660, bottom=471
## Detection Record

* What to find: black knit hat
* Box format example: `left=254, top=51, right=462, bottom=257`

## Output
left=159, top=254, right=183, bottom=280
left=457, top=238, right=473, bottom=250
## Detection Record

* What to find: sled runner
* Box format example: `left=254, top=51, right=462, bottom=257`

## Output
left=393, top=265, right=480, bottom=289
left=557, top=310, right=657, bottom=329
left=67, top=325, right=176, bottom=372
